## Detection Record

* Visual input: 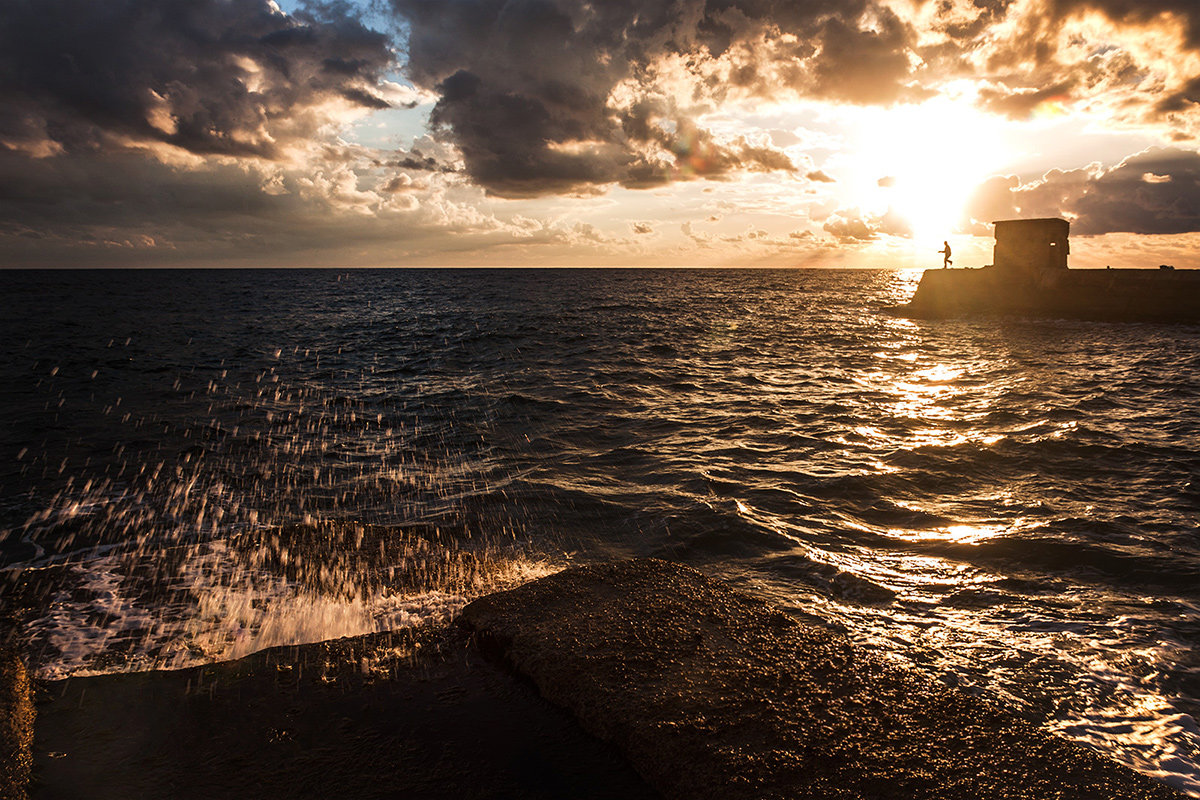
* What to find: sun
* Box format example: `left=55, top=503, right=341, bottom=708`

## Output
left=837, top=95, right=1014, bottom=245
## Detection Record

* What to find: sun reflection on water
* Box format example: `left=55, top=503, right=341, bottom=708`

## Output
left=887, top=522, right=1012, bottom=545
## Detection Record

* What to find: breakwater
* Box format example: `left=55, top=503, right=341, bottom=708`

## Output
left=903, top=266, right=1200, bottom=321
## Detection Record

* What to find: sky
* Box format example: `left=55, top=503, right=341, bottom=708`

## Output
left=3, top=0, right=1200, bottom=267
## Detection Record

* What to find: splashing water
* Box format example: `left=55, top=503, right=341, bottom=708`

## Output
left=3, top=284, right=559, bottom=675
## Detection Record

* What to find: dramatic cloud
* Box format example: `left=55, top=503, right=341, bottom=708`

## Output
left=964, top=175, right=1022, bottom=230
left=977, top=81, right=1077, bottom=120
left=0, top=0, right=396, bottom=160
left=0, top=144, right=463, bottom=264
left=390, top=0, right=929, bottom=197
left=0, top=0, right=437, bottom=264
left=809, top=7, right=929, bottom=105
left=1047, top=0, right=1200, bottom=50
left=966, top=148, right=1200, bottom=235
left=823, top=207, right=912, bottom=242
left=922, top=0, right=1200, bottom=133
left=4, top=0, right=1200, bottom=266
left=1156, top=75, right=1200, bottom=117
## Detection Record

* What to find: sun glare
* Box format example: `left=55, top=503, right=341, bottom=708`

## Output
left=837, top=97, right=1012, bottom=245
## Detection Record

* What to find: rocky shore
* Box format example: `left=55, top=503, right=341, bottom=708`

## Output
left=5, top=559, right=1189, bottom=799
left=1, top=645, right=34, bottom=800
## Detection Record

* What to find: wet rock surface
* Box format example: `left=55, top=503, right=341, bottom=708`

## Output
left=1, top=645, right=34, bottom=800
left=460, top=558, right=1186, bottom=800
left=29, top=626, right=656, bottom=800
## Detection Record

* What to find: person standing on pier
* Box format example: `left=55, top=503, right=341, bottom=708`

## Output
left=939, top=241, right=952, bottom=268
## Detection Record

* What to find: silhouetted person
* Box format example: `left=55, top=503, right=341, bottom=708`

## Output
left=940, top=241, right=952, bottom=268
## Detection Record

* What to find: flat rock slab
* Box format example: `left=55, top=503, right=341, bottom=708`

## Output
left=1, top=646, right=34, bottom=800
left=460, top=558, right=1185, bottom=800
left=30, top=626, right=656, bottom=800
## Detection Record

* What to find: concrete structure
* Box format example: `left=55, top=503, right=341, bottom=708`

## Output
left=902, top=218, right=1200, bottom=321
left=992, top=218, right=1069, bottom=274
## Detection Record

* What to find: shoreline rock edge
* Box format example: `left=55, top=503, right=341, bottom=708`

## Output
left=1, top=645, right=34, bottom=800
left=459, top=558, right=1185, bottom=800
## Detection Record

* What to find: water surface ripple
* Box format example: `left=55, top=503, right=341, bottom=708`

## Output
left=2, top=268, right=1200, bottom=793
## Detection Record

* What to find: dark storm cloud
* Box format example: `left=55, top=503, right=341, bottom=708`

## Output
left=390, top=0, right=924, bottom=197
left=0, top=142, right=492, bottom=266
left=0, top=0, right=395, bottom=159
left=0, top=147, right=297, bottom=262
left=1058, top=148, right=1200, bottom=234
left=1157, top=75, right=1200, bottom=116
left=966, top=148, right=1200, bottom=235
left=1045, top=0, right=1200, bottom=49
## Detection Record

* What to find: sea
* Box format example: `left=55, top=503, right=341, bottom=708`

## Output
left=3, top=268, right=1199, bottom=794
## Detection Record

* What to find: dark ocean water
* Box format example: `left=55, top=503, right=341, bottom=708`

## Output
left=3, top=268, right=1200, bottom=792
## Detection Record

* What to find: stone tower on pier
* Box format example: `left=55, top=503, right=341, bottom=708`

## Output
left=992, top=218, right=1070, bottom=275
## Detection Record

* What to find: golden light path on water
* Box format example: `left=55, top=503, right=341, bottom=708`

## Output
left=704, top=271, right=1200, bottom=793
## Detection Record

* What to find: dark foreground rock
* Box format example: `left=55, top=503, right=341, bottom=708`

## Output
left=460, top=558, right=1185, bottom=800
left=29, top=626, right=656, bottom=800
left=1, top=646, right=34, bottom=800
left=14, top=559, right=1190, bottom=799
